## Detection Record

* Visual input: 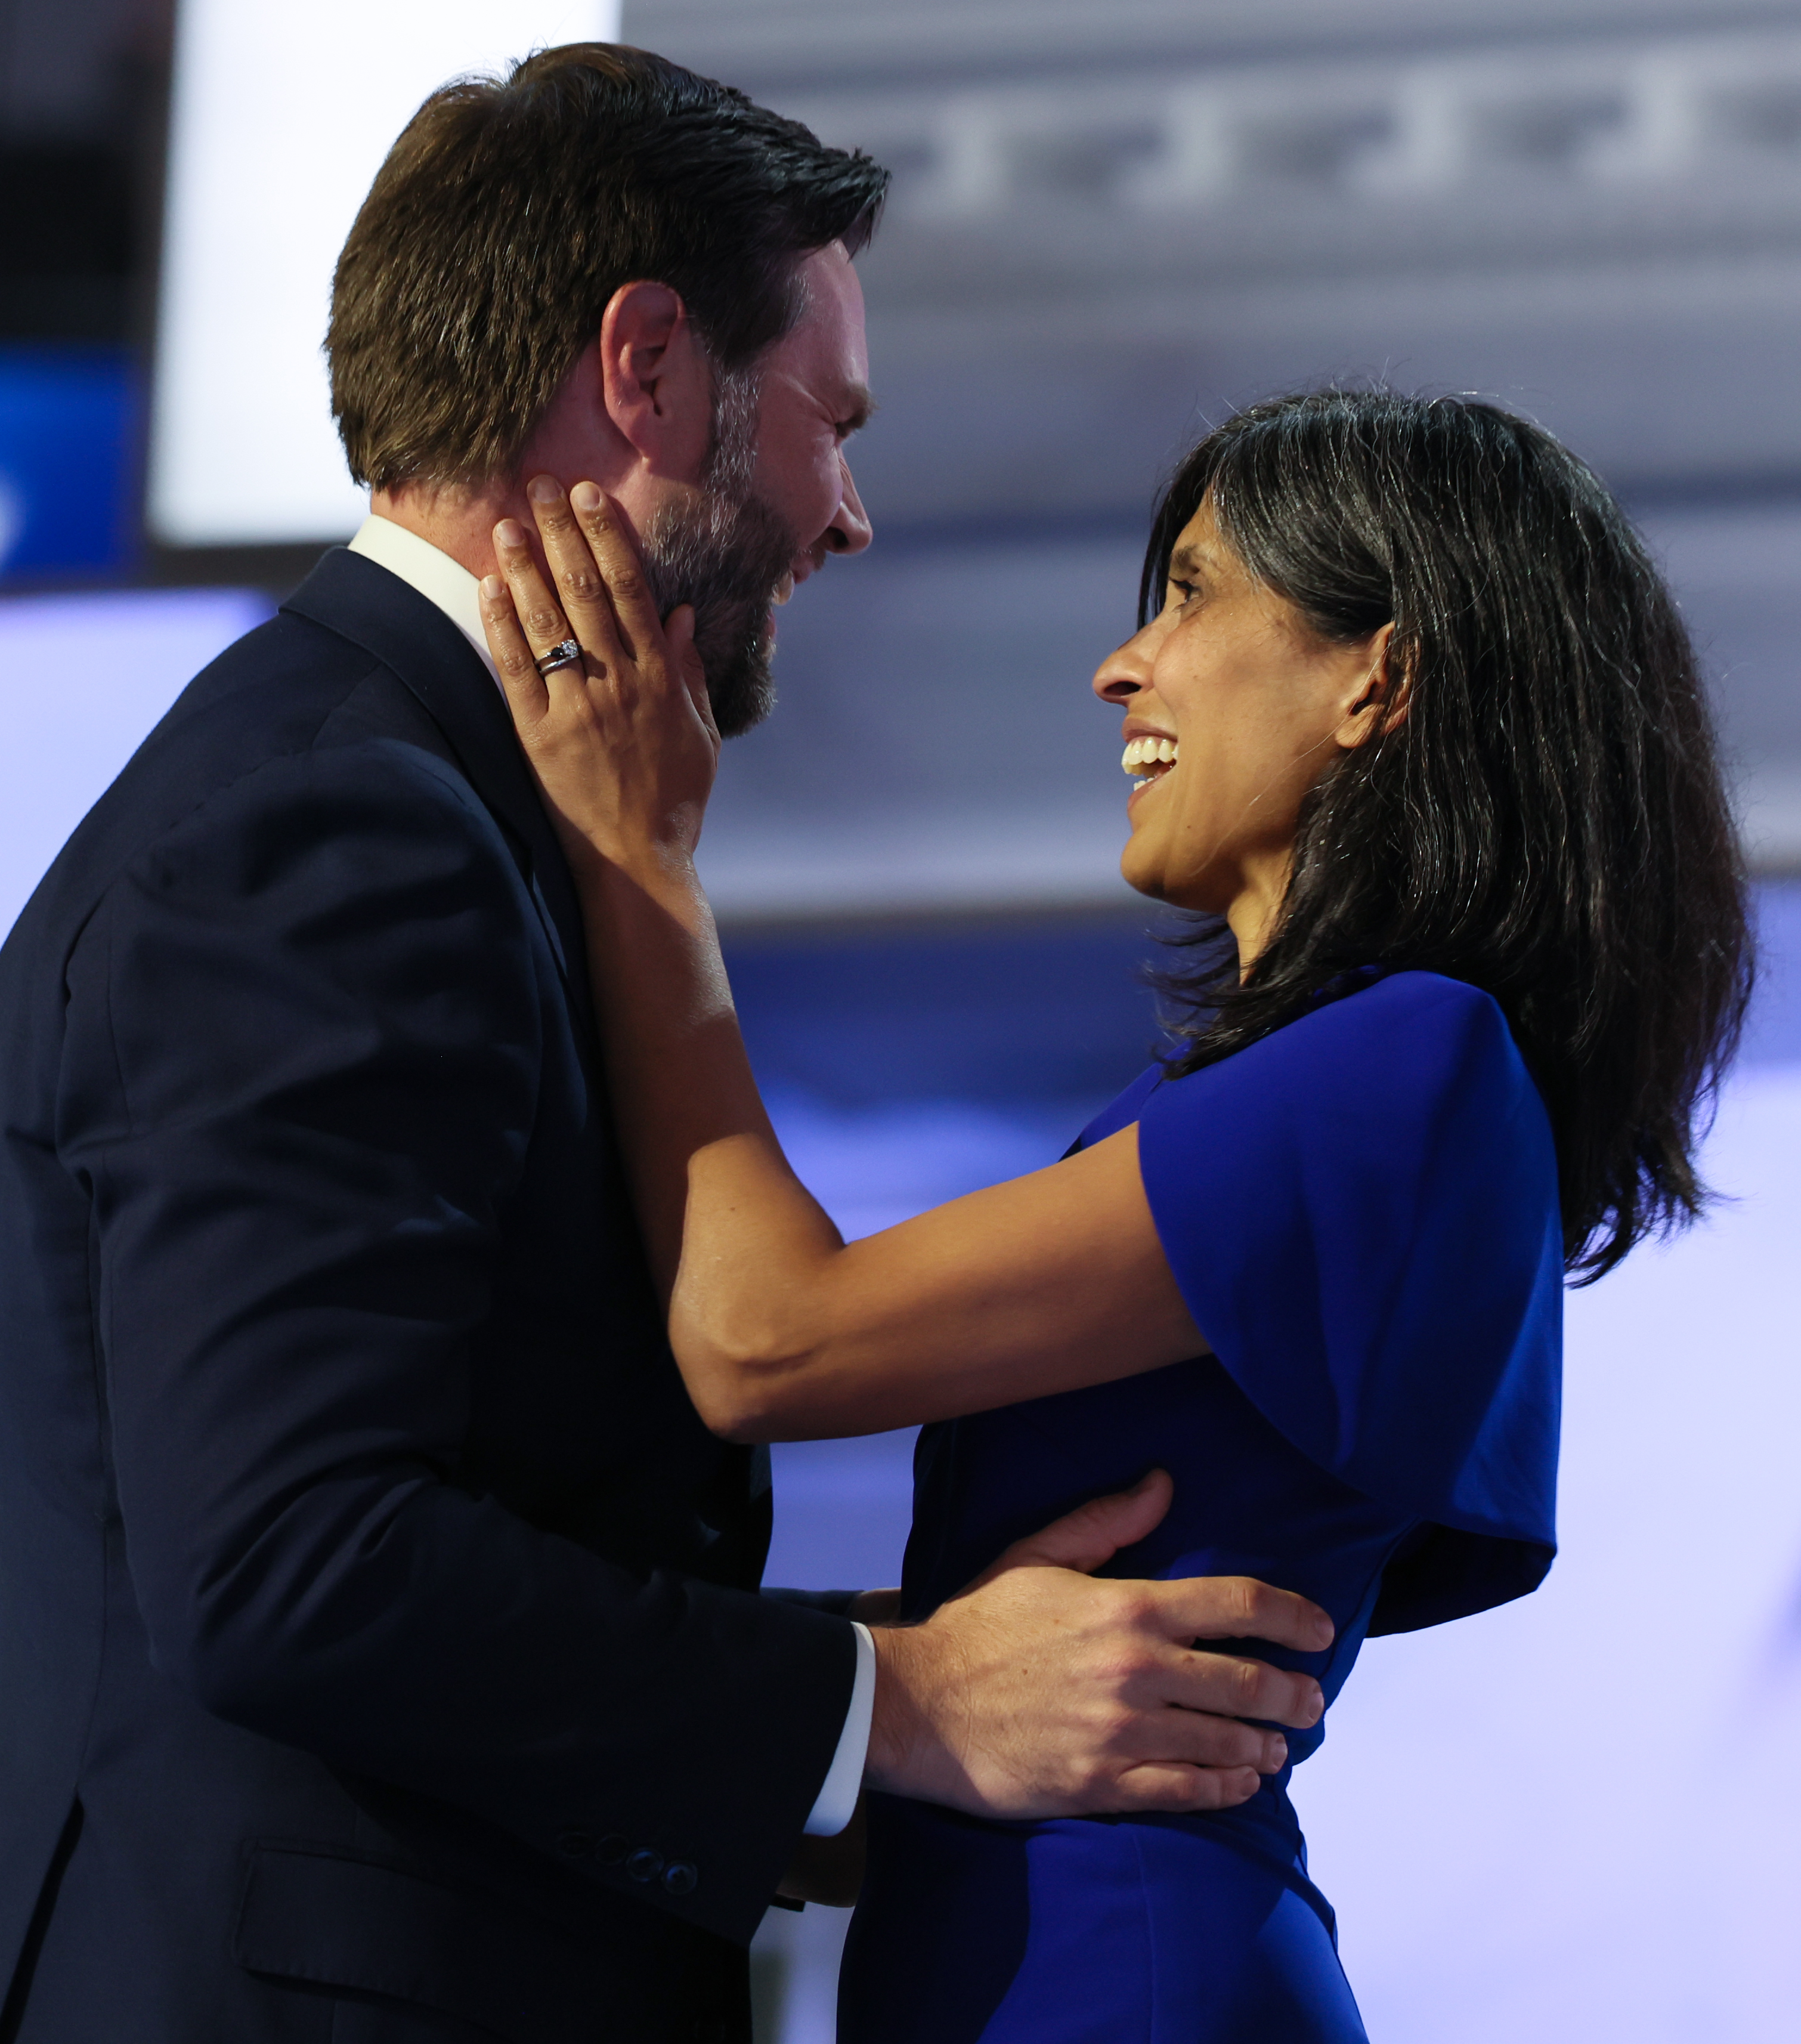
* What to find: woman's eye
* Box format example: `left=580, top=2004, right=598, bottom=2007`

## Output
left=1166, top=579, right=1200, bottom=611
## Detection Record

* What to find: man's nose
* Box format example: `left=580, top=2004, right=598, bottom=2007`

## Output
left=823, top=452, right=873, bottom=556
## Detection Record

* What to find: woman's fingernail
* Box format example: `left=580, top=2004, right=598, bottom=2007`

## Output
left=495, top=518, right=525, bottom=549
left=527, top=474, right=561, bottom=503
left=570, top=481, right=601, bottom=512
left=479, top=575, right=502, bottom=600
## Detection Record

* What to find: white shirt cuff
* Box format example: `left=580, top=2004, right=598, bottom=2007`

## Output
left=803, top=1621, right=874, bottom=1837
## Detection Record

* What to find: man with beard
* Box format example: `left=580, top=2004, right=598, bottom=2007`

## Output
left=0, top=45, right=1331, bottom=2044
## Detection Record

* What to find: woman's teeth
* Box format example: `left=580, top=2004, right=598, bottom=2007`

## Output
left=1121, top=735, right=1179, bottom=780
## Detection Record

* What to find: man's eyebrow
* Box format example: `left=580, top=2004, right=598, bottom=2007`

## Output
left=838, top=384, right=877, bottom=434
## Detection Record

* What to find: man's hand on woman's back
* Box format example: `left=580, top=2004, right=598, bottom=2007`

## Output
left=864, top=1469, right=1333, bottom=1819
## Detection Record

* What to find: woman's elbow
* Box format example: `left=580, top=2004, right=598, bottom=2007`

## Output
left=696, top=1391, right=781, bottom=1445
left=676, top=1331, right=824, bottom=1443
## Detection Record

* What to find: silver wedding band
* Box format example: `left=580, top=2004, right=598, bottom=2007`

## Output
left=534, top=638, right=583, bottom=676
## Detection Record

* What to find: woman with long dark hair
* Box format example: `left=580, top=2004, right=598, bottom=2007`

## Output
left=478, top=389, right=1750, bottom=2040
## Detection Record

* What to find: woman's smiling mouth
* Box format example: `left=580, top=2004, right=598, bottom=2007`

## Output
left=1122, top=734, right=1179, bottom=794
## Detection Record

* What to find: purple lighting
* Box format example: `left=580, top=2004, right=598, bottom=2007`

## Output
left=0, top=586, right=273, bottom=941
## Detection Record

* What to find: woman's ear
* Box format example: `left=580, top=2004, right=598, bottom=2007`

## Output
left=1335, top=624, right=1407, bottom=749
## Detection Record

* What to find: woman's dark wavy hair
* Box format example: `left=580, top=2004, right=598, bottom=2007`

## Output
left=1141, top=389, right=1752, bottom=1281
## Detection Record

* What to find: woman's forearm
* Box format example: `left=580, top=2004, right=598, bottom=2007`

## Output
left=572, top=850, right=1206, bottom=1443
left=568, top=843, right=855, bottom=1431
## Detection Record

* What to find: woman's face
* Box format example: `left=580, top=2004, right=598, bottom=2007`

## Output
left=1092, top=500, right=1393, bottom=959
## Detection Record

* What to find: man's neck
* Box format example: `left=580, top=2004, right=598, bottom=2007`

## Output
left=371, top=462, right=662, bottom=583
left=369, top=486, right=517, bottom=583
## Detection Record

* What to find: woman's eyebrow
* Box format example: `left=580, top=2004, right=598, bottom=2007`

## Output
left=1168, top=544, right=1207, bottom=582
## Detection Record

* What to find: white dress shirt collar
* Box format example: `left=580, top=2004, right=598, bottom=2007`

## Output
left=347, top=514, right=499, bottom=684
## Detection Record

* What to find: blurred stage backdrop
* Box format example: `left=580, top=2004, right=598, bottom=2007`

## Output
left=2, top=1, right=1799, bottom=2038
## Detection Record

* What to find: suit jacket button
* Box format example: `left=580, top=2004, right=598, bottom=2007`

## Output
left=663, top=1860, right=699, bottom=1896
left=627, top=1848, right=664, bottom=1884
left=597, top=1835, right=630, bottom=1867
left=555, top=1831, right=593, bottom=1859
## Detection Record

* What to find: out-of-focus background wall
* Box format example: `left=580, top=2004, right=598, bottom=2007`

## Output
left=2, top=2, right=1798, bottom=2039
left=651, top=0, right=1801, bottom=907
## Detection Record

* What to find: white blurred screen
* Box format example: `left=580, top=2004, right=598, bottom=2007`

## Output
left=148, top=0, right=620, bottom=548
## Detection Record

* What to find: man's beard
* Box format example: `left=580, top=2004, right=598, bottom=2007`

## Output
left=638, top=369, right=797, bottom=739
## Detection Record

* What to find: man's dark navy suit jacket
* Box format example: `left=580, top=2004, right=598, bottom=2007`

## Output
left=0, top=550, right=856, bottom=2043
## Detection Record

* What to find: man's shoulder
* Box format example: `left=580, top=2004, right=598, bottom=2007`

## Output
left=91, top=619, right=440, bottom=843
left=162, top=602, right=445, bottom=775
left=130, top=544, right=479, bottom=793
left=6, top=579, right=474, bottom=966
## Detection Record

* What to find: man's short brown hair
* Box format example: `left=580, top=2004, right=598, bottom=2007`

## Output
left=327, top=44, right=889, bottom=493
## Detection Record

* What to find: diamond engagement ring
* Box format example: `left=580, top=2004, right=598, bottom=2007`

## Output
left=534, top=639, right=583, bottom=676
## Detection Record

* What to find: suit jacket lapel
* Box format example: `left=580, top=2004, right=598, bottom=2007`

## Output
left=282, top=548, right=598, bottom=1048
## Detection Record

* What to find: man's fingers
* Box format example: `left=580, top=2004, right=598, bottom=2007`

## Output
left=867, top=1560, right=1331, bottom=1823
left=478, top=573, right=550, bottom=722
left=1156, top=1642, right=1325, bottom=1731
left=982, top=1468, right=1173, bottom=1579
left=1115, top=1703, right=1290, bottom=1776
left=1145, top=1573, right=1334, bottom=1656
left=1107, top=1764, right=1262, bottom=1816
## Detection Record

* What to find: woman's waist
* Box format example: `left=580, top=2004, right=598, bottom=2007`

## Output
left=865, top=1776, right=1317, bottom=1896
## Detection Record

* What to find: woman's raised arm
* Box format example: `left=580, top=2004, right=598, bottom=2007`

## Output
left=482, top=481, right=1205, bottom=1442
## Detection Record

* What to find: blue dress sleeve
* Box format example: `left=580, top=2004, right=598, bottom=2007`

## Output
left=1135, top=971, right=1564, bottom=1632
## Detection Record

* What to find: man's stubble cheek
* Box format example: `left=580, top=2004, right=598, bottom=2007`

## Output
left=639, top=487, right=794, bottom=740
left=679, top=366, right=794, bottom=738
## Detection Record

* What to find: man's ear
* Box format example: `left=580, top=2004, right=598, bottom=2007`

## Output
left=1335, top=624, right=1408, bottom=750
left=596, top=280, right=714, bottom=482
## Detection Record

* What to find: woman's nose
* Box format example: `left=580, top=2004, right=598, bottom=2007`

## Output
left=1093, top=623, right=1158, bottom=705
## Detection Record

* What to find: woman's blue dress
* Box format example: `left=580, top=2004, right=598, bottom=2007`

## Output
left=837, top=970, right=1564, bottom=2043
